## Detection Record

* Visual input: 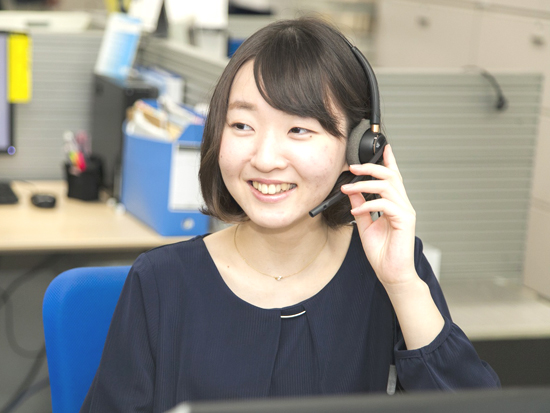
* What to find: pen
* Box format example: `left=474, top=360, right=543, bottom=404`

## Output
left=64, top=130, right=88, bottom=173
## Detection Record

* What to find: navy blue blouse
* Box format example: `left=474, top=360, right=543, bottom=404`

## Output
left=80, top=226, right=499, bottom=412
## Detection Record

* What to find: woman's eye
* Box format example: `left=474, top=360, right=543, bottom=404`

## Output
left=232, top=123, right=252, bottom=131
left=289, top=127, right=310, bottom=135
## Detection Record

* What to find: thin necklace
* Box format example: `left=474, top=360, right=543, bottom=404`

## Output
left=233, top=224, right=329, bottom=281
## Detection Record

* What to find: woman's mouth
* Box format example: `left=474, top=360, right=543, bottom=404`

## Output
left=251, top=181, right=297, bottom=195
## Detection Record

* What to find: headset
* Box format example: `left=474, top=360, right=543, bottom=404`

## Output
left=308, top=36, right=400, bottom=393
left=309, top=37, right=388, bottom=217
left=308, top=37, right=399, bottom=393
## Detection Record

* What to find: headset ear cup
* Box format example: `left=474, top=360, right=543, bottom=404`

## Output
left=346, top=119, right=370, bottom=166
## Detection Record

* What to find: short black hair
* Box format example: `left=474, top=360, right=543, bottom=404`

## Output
left=199, top=17, right=371, bottom=227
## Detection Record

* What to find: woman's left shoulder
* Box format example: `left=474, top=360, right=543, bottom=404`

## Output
left=139, top=234, right=211, bottom=277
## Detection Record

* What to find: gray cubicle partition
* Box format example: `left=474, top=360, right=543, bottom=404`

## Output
left=137, top=37, right=228, bottom=107
left=0, top=31, right=103, bottom=180
left=1, top=33, right=542, bottom=282
left=375, top=70, right=542, bottom=281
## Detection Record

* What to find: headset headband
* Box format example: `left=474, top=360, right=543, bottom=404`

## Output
left=340, top=36, right=381, bottom=132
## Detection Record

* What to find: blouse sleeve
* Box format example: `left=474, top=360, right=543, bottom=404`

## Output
left=80, top=254, right=159, bottom=412
left=394, top=238, right=501, bottom=391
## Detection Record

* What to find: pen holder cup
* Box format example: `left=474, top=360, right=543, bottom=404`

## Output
left=64, top=156, right=103, bottom=201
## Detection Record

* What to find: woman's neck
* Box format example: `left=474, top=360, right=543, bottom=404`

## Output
left=234, top=219, right=329, bottom=281
left=203, top=220, right=354, bottom=308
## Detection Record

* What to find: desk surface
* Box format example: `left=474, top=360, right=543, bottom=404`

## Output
left=442, top=278, right=550, bottom=341
left=0, top=181, right=188, bottom=253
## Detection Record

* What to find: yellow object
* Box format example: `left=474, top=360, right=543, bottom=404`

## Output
left=8, top=33, right=32, bottom=103
left=104, top=0, right=132, bottom=13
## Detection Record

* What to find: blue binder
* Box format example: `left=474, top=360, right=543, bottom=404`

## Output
left=121, top=108, right=209, bottom=237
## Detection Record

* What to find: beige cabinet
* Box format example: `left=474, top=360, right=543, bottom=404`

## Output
left=376, top=0, right=479, bottom=67
left=524, top=206, right=550, bottom=299
left=376, top=1, right=550, bottom=107
left=477, top=13, right=550, bottom=108
left=530, top=117, right=550, bottom=204
left=525, top=116, right=550, bottom=299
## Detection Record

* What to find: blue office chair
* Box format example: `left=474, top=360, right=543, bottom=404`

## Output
left=43, top=266, right=131, bottom=413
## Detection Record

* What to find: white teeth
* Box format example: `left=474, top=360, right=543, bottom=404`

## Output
left=252, top=181, right=295, bottom=195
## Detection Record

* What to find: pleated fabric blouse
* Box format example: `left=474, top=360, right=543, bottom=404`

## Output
left=80, top=225, right=500, bottom=413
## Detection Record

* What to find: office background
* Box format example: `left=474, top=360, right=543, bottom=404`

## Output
left=0, top=0, right=549, bottom=412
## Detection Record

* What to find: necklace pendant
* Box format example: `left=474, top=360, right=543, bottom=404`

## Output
left=276, top=276, right=283, bottom=281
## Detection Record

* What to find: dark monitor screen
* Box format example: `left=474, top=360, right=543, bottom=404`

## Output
left=0, top=32, right=15, bottom=155
left=167, top=387, right=550, bottom=413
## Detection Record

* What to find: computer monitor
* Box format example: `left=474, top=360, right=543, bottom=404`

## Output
left=167, top=387, right=550, bottom=413
left=0, top=32, right=15, bottom=156
left=0, top=103, right=14, bottom=155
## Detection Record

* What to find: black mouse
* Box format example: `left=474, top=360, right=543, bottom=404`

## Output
left=31, top=193, right=57, bottom=208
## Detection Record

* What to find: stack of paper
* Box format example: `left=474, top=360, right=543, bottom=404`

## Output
left=126, top=99, right=204, bottom=142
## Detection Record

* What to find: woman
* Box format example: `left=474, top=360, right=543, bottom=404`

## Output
left=81, top=17, right=499, bottom=413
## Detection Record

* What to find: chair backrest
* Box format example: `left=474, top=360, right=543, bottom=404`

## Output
left=43, top=266, right=131, bottom=413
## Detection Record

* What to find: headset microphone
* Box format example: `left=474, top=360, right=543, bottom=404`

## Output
left=309, top=39, right=388, bottom=218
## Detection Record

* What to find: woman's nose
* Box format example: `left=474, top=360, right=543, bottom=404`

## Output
left=250, top=131, right=288, bottom=171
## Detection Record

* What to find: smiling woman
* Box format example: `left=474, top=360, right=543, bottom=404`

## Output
left=79, top=17, right=500, bottom=413
left=216, top=59, right=348, bottom=231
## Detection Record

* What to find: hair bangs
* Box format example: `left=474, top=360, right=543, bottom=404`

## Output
left=252, top=30, right=345, bottom=139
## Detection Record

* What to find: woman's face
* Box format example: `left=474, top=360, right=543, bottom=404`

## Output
left=219, top=60, right=348, bottom=230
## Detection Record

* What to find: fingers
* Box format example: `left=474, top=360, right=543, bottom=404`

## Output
left=348, top=192, right=373, bottom=226
left=341, top=179, right=408, bottom=208
left=349, top=197, right=415, bottom=229
left=383, top=144, right=401, bottom=176
left=349, top=145, right=403, bottom=183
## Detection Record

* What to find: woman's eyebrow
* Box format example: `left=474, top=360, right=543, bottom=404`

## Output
left=228, top=100, right=257, bottom=111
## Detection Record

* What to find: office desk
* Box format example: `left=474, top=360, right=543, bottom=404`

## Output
left=442, top=279, right=550, bottom=341
left=441, top=278, right=550, bottom=386
left=0, top=180, right=191, bottom=410
left=0, top=180, right=188, bottom=253
left=0, top=181, right=195, bottom=411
